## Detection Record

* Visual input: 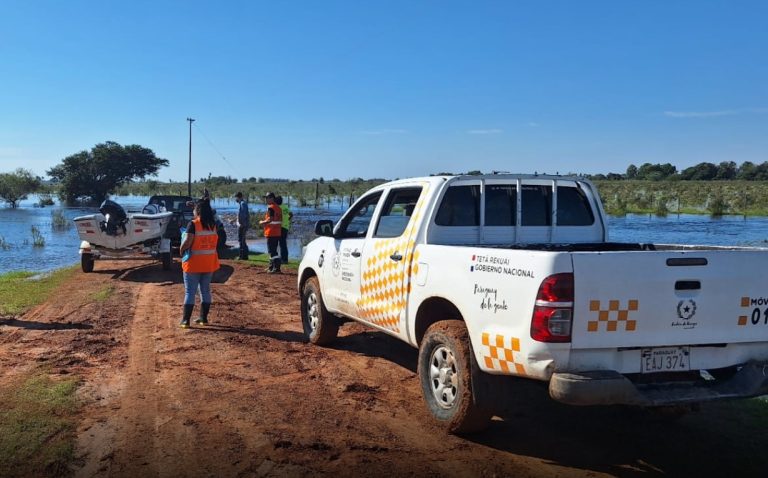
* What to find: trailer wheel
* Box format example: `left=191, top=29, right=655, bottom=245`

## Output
left=418, top=320, right=492, bottom=434
left=81, top=254, right=94, bottom=273
left=161, top=252, right=171, bottom=270
left=301, top=277, right=338, bottom=345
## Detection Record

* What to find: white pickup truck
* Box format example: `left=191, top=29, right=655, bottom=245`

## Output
left=298, top=175, right=768, bottom=433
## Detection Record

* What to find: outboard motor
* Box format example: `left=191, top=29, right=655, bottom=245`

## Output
left=99, top=200, right=128, bottom=236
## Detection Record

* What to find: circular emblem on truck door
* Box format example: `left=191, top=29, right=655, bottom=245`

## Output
left=332, top=253, right=341, bottom=277
left=677, top=299, right=697, bottom=320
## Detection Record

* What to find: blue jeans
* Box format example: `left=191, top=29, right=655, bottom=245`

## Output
left=183, top=272, right=213, bottom=305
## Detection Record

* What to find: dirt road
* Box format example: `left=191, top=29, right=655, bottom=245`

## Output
left=1, top=260, right=766, bottom=477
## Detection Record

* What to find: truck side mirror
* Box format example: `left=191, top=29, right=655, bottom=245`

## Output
left=315, top=220, right=334, bottom=237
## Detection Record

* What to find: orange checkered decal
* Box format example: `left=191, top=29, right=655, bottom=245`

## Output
left=481, top=333, right=526, bottom=375
left=587, top=299, right=638, bottom=332
left=738, top=296, right=750, bottom=326
left=356, top=184, right=429, bottom=333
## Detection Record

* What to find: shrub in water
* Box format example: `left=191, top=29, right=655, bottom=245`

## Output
left=31, top=226, right=45, bottom=248
left=51, top=209, right=71, bottom=231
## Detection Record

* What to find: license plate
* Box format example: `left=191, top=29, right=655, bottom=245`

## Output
left=641, top=346, right=690, bottom=373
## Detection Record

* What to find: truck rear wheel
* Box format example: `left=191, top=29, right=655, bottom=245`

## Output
left=418, top=321, right=492, bottom=434
left=81, top=254, right=94, bottom=273
left=301, top=277, right=338, bottom=345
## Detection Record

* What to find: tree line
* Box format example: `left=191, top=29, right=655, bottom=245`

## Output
left=1, top=140, right=767, bottom=208
left=591, top=161, right=768, bottom=181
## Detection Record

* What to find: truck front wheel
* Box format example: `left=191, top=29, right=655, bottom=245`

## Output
left=418, top=321, right=492, bottom=434
left=301, top=277, right=338, bottom=345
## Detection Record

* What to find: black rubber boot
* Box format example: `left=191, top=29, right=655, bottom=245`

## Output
left=195, top=303, right=210, bottom=325
left=180, top=304, right=194, bottom=329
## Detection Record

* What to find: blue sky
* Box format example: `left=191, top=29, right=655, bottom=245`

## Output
left=1, top=0, right=766, bottom=181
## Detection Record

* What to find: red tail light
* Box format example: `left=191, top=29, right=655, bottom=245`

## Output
left=531, top=273, right=574, bottom=343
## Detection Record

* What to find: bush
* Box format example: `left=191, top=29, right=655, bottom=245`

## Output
left=50, top=210, right=71, bottom=231
left=31, top=226, right=45, bottom=248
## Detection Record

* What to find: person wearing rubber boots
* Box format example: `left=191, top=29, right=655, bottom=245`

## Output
left=276, top=195, right=293, bottom=266
left=179, top=198, right=220, bottom=328
left=234, top=191, right=250, bottom=260
left=259, top=192, right=283, bottom=273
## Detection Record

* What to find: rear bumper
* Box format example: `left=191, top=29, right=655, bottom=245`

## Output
left=549, top=361, right=768, bottom=406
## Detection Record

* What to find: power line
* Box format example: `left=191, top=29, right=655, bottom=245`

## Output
left=192, top=122, right=238, bottom=174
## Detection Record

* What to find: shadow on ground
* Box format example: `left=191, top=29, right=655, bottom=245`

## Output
left=0, top=318, right=93, bottom=331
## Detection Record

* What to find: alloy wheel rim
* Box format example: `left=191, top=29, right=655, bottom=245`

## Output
left=306, top=292, right=319, bottom=331
left=429, top=345, right=458, bottom=409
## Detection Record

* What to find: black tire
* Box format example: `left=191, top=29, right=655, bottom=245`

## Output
left=81, top=253, right=94, bottom=273
left=161, top=252, right=171, bottom=270
left=301, top=277, right=339, bottom=345
left=418, top=320, right=493, bottom=434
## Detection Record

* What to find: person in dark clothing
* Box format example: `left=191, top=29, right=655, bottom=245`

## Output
left=259, top=192, right=282, bottom=273
left=275, top=195, right=293, bottom=265
left=235, top=192, right=250, bottom=260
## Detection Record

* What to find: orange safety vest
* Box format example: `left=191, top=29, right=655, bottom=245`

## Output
left=182, top=217, right=221, bottom=273
left=264, top=203, right=283, bottom=237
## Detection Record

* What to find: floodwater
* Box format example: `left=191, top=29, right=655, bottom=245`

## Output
left=1, top=195, right=767, bottom=274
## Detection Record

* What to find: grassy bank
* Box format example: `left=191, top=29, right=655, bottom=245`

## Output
left=0, top=267, right=77, bottom=316
left=0, top=372, right=78, bottom=477
left=106, top=179, right=768, bottom=217
left=218, top=248, right=300, bottom=269
left=594, top=180, right=768, bottom=216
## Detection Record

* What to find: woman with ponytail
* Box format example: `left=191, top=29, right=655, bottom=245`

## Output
left=178, top=197, right=220, bottom=328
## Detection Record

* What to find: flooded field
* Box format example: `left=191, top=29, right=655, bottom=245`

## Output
left=1, top=195, right=767, bottom=274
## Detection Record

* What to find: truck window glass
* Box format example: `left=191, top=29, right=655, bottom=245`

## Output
left=374, top=187, right=424, bottom=238
left=435, top=185, right=480, bottom=226
left=557, top=186, right=595, bottom=226
left=521, top=185, right=552, bottom=226
left=485, top=185, right=517, bottom=226
left=337, top=192, right=382, bottom=238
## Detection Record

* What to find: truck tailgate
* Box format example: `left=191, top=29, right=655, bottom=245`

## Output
left=570, top=250, right=768, bottom=349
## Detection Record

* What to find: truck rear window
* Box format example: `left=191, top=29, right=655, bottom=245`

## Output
left=485, top=185, right=517, bottom=226
left=522, top=185, right=552, bottom=226
left=435, top=185, right=480, bottom=226
left=557, top=186, right=594, bottom=226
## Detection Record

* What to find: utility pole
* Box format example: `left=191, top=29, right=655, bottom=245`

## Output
left=186, top=117, right=195, bottom=196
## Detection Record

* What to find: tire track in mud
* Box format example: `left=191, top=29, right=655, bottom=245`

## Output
left=77, top=281, right=206, bottom=477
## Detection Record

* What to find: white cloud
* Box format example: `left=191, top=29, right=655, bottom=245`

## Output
left=664, top=107, right=768, bottom=118
left=467, top=129, right=503, bottom=135
left=359, top=129, right=407, bottom=135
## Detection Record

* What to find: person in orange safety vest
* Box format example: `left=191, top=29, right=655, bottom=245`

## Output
left=179, top=198, right=221, bottom=328
left=259, top=192, right=283, bottom=273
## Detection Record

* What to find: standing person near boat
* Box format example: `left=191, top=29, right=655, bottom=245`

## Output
left=179, top=198, right=220, bottom=328
left=235, top=191, right=250, bottom=260
left=259, top=192, right=283, bottom=274
left=276, top=195, right=293, bottom=266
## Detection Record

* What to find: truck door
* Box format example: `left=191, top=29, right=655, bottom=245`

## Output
left=323, top=191, right=383, bottom=317
left=357, top=185, right=426, bottom=336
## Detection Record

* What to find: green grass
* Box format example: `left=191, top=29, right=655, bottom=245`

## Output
left=90, top=283, right=114, bottom=302
left=0, top=268, right=76, bottom=316
left=217, top=248, right=300, bottom=269
left=0, top=372, right=79, bottom=478
left=595, top=180, right=768, bottom=217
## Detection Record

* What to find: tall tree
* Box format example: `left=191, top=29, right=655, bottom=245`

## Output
left=48, top=141, right=169, bottom=203
left=0, top=168, right=41, bottom=208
